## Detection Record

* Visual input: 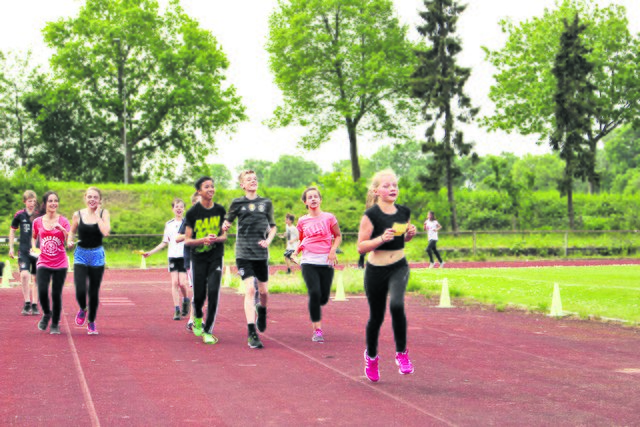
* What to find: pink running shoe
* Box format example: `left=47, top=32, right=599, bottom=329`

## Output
left=87, top=322, right=99, bottom=335
left=395, top=350, right=414, bottom=375
left=364, top=350, right=380, bottom=382
left=312, top=328, right=324, bottom=343
left=75, top=309, right=87, bottom=326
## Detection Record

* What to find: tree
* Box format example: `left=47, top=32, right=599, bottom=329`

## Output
left=550, top=14, right=595, bottom=229
left=43, top=0, right=245, bottom=183
left=483, top=0, right=640, bottom=193
left=601, top=125, right=640, bottom=193
left=369, top=139, right=433, bottom=183
left=267, top=0, right=419, bottom=182
left=0, top=50, right=40, bottom=172
left=482, top=156, right=530, bottom=230
left=410, top=0, right=479, bottom=233
left=264, top=155, right=322, bottom=188
left=512, top=153, right=565, bottom=192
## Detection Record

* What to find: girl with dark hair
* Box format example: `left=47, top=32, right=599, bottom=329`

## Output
left=357, top=170, right=417, bottom=382
left=424, top=211, right=444, bottom=268
left=294, top=186, right=342, bottom=343
left=68, top=187, right=110, bottom=335
left=32, top=191, right=70, bottom=334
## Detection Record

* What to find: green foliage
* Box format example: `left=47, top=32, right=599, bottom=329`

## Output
left=483, top=0, right=640, bottom=191
left=410, top=0, right=479, bottom=232
left=267, top=0, right=419, bottom=181
left=0, top=50, right=40, bottom=172
left=42, top=0, right=246, bottom=182
left=550, top=14, right=595, bottom=228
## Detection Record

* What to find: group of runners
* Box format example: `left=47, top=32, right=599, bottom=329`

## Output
left=9, top=169, right=447, bottom=383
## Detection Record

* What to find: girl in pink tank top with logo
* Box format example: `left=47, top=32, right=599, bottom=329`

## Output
left=294, top=186, right=342, bottom=343
left=32, top=191, right=70, bottom=335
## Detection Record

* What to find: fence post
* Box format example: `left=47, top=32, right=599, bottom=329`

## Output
left=564, top=232, right=568, bottom=257
left=472, top=231, right=477, bottom=257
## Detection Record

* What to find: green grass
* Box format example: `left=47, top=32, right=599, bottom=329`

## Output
left=260, top=265, right=640, bottom=325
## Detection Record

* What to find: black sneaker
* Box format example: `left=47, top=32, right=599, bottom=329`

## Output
left=181, top=298, right=190, bottom=317
left=38, top=314, right=51, bottom=331
left=173, top=309, right=181, bottom=320
left=256, top=304, right=267, bottom=332
left=21, top=303, right=32, bottom=316
left=31, top=304, right=39, bottom=315
left=50, top=324, right=61, bottom=335
left=248, top=331, right=263, bottom=349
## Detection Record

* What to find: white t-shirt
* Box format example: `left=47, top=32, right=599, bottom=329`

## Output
left=285, top=224, right=299, bottom=251
left=163, top=218, right=185, bottom=258
left=424, top=219, right=440, bottom=241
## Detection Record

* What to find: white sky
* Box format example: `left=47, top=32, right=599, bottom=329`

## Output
left=1, top=0, right=639, bottom=173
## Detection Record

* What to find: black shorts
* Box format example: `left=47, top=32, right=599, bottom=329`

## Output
left=236, top=258, right=269, bottom=283
left=283, top=249, right=295, bottom=259
left=18, top=252, right=38, bottom=275
left=168, top=257, right=186, bottom=273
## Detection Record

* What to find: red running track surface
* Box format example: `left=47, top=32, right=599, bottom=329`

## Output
left=1, top=265, right=639, bottom=426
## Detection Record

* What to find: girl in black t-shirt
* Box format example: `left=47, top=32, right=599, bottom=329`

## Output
left=357, top=170, right=417, bottom=383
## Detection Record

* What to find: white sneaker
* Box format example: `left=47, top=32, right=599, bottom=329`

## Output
left=429, top=263, right=434, bottom=269
left=440, top=262, right=445, bottom=268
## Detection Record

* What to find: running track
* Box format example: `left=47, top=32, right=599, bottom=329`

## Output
left=1, top=262, right=639, bottom=426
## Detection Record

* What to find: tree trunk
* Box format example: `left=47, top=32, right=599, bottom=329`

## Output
left=567, top=184, right=574, bottom=230
left=346, top=119, right=361, bottom=182
left=446, top=152, right=458, bottom=233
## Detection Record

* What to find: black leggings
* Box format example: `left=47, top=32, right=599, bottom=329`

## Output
left=74, top=264, right=105, bottom=323
left=192, top=257, right=223, bottom=333
left=37, top=267, right=68, bottom=326
left=364, top=259, right=409, bottom=357
left=301, top=264, right=334, bottom=323
left=427, top=239, right=443, bottom=263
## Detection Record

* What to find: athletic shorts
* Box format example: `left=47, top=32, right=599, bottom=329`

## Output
left=283, top=249, right=295, bottom=259
left=236, top=258, right=269, bottom=283
left=74, top=246, right=106, bottom=267
left=168, top=257, right=186, bottom=273
left=18, top=252, right=38, bottom=274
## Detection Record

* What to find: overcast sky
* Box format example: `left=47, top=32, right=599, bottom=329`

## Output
left=2, top=0, right=638, bottom=173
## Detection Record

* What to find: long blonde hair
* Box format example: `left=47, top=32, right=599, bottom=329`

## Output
left=365, top=169, right=397, bottom=209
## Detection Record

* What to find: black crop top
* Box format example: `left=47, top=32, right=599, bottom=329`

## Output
left=77, top=210, right=104, bottom=249
left=364, top=204, right=411, bottom=251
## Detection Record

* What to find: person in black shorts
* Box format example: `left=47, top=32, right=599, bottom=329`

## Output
left=184, top=177, right=227, bottom=345
left=143, top=199, right=190, bottom=320
left=9, top=190, right=40, bottom=315
left=222, top=170, right=277, bottom=349
left=182, top=191, right=200, bottom=331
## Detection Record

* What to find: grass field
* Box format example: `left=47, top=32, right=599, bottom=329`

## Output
left=257, top=265, right=640, bottom=325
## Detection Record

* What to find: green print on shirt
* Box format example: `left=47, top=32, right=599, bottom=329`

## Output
left=194, top=216, right=220, bottom=253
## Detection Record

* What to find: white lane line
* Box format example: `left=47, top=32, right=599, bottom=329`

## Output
left=265, top=334, right=456, bottom=427
left=63, top=315, right=101, bottom=427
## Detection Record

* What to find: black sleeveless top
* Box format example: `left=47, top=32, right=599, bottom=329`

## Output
left=78, top=210, right=104, bottom=249
left=364, top=204, right=411, bottom=251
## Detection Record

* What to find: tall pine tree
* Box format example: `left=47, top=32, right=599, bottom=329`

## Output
left=411, top=0, right=478, bottom=233
left=550, top=14, right=595, bottom=229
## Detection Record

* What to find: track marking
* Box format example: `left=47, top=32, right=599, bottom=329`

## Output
left=264, top=334, right=456, bottom=427
left=62, top=315, right=101, bottom=427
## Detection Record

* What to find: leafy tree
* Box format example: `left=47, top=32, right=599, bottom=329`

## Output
left=482, top=156, right=530, bottom=230
left=23, top=76, right=124, bottom=182
left=460, top=153, right=518, bottom=190
left=550, top=14, right=595, bottom=229
left=483, top=0, right=640, bottom=193
left=43, top=0, right=245, bottom=183
left=511, top=153, right=564, bottom=192
left=410, top=0, right=479, bottom=232
left=601, top=125, right=640, bottom=193
left=369, top=139, right=433, bottom=183
left=265, top=155, right=322, bottom=188
left=0, top=50, right=40, bottom=172
left=267, top=0, right=419, bottom=182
